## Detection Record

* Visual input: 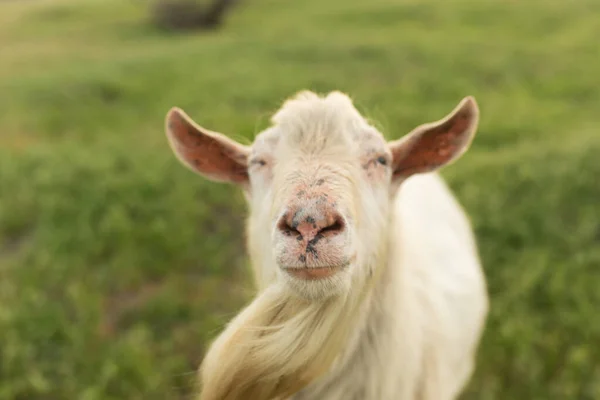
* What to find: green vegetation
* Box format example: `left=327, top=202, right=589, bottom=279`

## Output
left=1, top=0, right=599, bottom=398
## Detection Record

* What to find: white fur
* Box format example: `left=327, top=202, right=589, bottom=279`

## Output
left=291, top=172, right=489, bottom=399
left=165, top=91, right=489, bottom=400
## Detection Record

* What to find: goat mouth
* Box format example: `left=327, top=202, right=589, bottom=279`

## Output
left=281, top=261, right=350, bottom=280
left=283, top=266, right=339, bottom=280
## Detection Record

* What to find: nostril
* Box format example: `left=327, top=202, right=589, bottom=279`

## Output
left=277, top=215, right=300, bottom=237
left=320, top=215, right=345, bottom=237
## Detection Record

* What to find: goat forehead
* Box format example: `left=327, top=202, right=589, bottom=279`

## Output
left=253, top=91, right=385, bottom=155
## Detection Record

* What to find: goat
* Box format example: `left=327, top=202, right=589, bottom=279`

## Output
left=164, top=90, right=489, bottom=400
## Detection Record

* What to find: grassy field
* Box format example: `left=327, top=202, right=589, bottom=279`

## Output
left=1, top=0, right=599, bottom=398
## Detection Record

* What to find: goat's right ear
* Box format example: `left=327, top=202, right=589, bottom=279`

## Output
left=165, top=107, right=250, bottom=185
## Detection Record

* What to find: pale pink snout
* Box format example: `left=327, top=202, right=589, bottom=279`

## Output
left=275, top=198, right=350, bottom=280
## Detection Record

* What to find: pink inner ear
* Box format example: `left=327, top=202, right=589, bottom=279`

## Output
left=167, top=109, right=249, bottom=184
left=392, top=101, right=476, bottom=178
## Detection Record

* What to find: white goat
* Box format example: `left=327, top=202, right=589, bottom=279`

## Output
left=164, top=91, right=489, bottom=400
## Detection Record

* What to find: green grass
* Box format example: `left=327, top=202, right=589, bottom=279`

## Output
left=1, top=0, right=599, bottom=398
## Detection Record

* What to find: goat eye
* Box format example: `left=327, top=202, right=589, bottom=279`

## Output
left=250, top=159, right=267, bottom=167
left=376, top=156, right=387, bottom=166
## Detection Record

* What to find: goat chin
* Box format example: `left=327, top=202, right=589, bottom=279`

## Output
left=198, top=270, right=379, bottom=400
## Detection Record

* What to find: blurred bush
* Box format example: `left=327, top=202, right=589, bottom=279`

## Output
left=150, top=0, right=238, bottom=31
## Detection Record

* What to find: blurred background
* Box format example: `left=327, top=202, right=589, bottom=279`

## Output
left=0, top=0, right=599, bottom=399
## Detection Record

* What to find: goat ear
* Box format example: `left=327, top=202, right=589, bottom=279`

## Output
left=389, top=96, right=479, bottom=180
left=165, top=107, right=250, bottom=185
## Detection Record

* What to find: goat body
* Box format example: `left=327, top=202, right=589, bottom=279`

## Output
left=292, top=172, right=488, bottom=399
left=164, top=91, right=489, bottom=400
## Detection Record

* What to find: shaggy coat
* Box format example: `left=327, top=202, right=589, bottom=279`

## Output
left=164, top=91, right=489, bottom=400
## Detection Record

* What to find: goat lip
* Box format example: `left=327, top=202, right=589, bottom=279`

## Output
left=282, top=266, right=340, bottom=280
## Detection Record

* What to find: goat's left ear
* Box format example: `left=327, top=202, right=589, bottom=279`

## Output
left=165, top=107, right=250, bottom=186
left=389, top=96, right=479, bottom=181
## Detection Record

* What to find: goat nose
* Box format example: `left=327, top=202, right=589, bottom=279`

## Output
left=277, top=209, right=345, bottom=241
